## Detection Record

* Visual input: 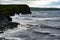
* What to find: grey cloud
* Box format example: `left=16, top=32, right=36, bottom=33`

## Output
left=11, top=0, right=38, bottom=1
left=1, top=1, right=11, bottom=3
left=1, top=0, right=12, bottom=3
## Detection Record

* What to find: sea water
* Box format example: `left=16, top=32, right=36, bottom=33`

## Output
left=0, top=10, right=60, bottom=40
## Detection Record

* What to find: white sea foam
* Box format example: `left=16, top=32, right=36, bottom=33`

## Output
left=0, top=11, right=60, bottom=40
left=10, top=13, right=60, bottom=25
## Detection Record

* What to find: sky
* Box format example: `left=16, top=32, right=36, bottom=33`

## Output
left=1, top=0, right=60, bottom=8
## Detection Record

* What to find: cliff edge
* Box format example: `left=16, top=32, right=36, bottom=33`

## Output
left=0, top=4, right=31, bottom=33
left=0, top=4, right=31, bottom=21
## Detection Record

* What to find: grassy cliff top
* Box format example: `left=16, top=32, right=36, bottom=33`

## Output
left=0, top=4, right=29, bottom=9
left=30, top=7, right=60, bottom=11
left=0, top=4, right=31, bottom=16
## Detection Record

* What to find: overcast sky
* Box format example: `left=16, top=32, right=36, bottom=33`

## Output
left=1, top=0, right=60, bottom=8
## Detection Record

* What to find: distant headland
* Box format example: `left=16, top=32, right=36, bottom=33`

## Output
left=30, top=7, right=60, bottom=11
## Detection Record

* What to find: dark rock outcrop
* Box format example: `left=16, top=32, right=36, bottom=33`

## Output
left=0, top=4, right=31, bottom=33
left=0, top=4, right=31, bottom=16
left=4, top=15, right=12, bottom=21
left=0, top=4, right=31, bottom=21
left=0, top=37, right=5, bottom=40
left=0, top=13, right=19, bottom=33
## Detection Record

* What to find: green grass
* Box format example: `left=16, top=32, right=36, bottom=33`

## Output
left=0, top=4, right=30, bottom=16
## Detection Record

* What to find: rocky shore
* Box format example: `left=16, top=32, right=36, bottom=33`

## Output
left=0, top=13, right=20, bottom=33
left=0, top=4, right=31, bottom=33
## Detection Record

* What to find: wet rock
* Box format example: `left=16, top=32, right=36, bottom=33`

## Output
left=5, top=15, right=12, bottom=21
left=6, top=22, right=20, bottom=29
left=0, top=21, right=19, bottom=32
left=0, top=31, right=4, bottom=33
left=0, top=13, right=20, bottom=33
left=0, top=37, right=5, bottom=40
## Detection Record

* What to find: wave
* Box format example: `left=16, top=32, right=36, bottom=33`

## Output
left=11, top=14, right=60, bottom=20
left=10, top=14, right=60, bottom=28
left=1, top=11, right=60, bottom=40
left=40, top=24, right=60, bottom=29
left=0, top=23, right=60, bottom=40
left=26, top=17, right=60, bottom=21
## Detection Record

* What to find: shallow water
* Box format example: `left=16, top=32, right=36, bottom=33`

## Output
left=0, top=10, right=60, bottom=40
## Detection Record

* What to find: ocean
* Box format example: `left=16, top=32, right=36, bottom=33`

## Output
left=0, top=10, right=60, bottom=40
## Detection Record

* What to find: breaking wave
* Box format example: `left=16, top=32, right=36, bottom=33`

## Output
left=0, top=10, right=60, bottom=40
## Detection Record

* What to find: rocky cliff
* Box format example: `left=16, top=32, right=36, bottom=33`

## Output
left=0, top=4, right=31, bottom=33
left=0, top=4, right=31, bottom=21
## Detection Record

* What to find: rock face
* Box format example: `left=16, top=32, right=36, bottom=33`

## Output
left=0, top=4, right=31, bottom=21
left=0, top=13, right=20, bottom=33
left=0, top=4, right=31, bottom=33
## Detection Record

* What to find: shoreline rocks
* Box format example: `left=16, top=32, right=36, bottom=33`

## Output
left=0, top=4, right=31, bottom=21
left=0, top=13, right=20, bottom=33
left=0, top=4, right=31, bottom=33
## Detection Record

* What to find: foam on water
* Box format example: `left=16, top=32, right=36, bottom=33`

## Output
left=0, top=11, right=60, bottom=40
left=10, top=12, right=60, bottom=26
